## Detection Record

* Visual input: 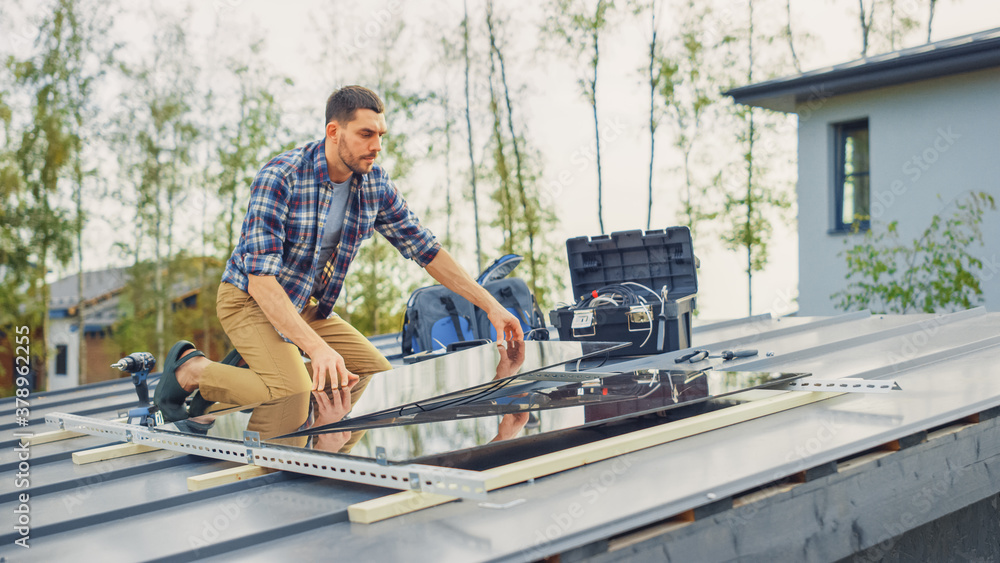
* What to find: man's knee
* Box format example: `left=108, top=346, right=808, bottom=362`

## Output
left=371, top=354, right=392, bottom=375
left=284, top=370, right=313, bottom=397
left=347, top=352, right=391, bottom=378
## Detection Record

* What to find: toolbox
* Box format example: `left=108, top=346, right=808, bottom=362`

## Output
left=549, top=228, right=698, bottom=357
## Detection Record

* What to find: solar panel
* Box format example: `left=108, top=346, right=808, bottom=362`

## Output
left=152, top=341, right=806, bottom=464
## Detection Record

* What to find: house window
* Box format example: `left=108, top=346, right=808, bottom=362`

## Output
left=55, top=345, right=68, bottom=376
left=833, top=119, right=870, bottom=232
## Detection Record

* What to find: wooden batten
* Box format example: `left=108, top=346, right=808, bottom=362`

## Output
left=72, top=443, right=160, bottom=465
left=187, top=465, right=276, bottom=491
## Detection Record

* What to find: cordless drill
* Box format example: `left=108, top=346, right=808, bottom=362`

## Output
left=111, top=352, right=161, bottom=426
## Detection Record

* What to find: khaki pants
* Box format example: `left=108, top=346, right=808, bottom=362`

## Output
left=201, top=282, right=391, bottom=451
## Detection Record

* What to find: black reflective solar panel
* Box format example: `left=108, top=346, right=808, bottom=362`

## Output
left=289, top=369, right=804, bottom=434
left=153, top=341, right=808, bottom=463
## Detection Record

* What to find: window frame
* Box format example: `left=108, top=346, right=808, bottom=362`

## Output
left=832, top=119, right=871, bottom=233
left=55, top=344, right=68, bottom=376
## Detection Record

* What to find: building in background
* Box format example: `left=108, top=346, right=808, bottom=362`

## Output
left=46, top=264, right=223, bottom=390
left=727, top=28, right=1000, bottom=315
left=47, top=267, right=130, bottom=390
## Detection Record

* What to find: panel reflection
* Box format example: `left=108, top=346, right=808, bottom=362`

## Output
left=159, top=341, right=627, bottom=453
left=156, top=367, right=806, bottom=463
left=290, top=369, right=805, bottom=434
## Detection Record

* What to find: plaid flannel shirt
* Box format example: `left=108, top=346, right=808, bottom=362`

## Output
left=222, top=138, right=441, bottom=319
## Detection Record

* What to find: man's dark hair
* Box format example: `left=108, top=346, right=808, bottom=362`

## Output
left=325, top=85, right=384, bottom=124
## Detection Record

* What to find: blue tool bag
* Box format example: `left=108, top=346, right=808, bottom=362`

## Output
left=401, top=254, right=547, bottom=356
left=402, top=287, right=477, bottom=354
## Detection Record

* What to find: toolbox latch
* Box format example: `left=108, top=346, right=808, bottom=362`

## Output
left=571, top=309, right=596, bottom=337
left=627, top=306, right=652, bottom=331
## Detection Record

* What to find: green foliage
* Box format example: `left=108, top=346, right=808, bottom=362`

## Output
left=213, top=38, right=293, bottom=259
left=335, top=236, right=408, bottom=336
left=113, top=255, right=229, bottom=357
left=710, top=0, right=795, bottom=315
left=861, top=0, right=922, bottom=55
left=112, top=15, right=202, bottom=360
left=833, top=192, right=996, bottom=314
left=338, top=19, right=429, bottom=336
left=662, top=0, right=724, bottom=238
left=717, top=104, right=793, bottom=276
left=543, top=0, right=613, bottom=103
left=484, top=1, right=564, bottom=310
left=0, top=0, right=113, bottom=385
left=717, top=179, right=792, bottom=272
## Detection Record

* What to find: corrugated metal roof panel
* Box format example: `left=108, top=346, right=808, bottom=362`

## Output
left=2, top=311, right=999, bottom=561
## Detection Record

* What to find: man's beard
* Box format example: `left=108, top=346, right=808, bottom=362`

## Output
left=339, top=137, right=376, bottom=175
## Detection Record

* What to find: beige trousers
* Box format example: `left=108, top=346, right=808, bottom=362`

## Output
left=201, top=282, right=391, bottom=451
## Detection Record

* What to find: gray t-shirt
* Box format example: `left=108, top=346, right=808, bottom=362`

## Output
left=314, top=178, right=352, bottom=294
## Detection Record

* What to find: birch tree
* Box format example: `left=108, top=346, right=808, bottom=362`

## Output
left=113, top=16, right=200, bottom=361
left=717, top=0, right=792, bottom=316
left=341, top=19, right=432, bottom=335
left=484, top=0, right=562, bottom=308
left=544, top=0, right=614, bottom=234
left=463, top=0, right=484, bottom=270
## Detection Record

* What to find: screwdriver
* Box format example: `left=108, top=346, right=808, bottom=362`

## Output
left=716, top=349, right=758, bottom=360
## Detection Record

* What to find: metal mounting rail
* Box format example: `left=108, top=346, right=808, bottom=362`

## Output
left=45, top=412, right=491, bottom=500
left=770, top=378, right=902, bottom=393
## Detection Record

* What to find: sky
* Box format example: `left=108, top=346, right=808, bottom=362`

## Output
left=7, top=0, right=1000, bottom=320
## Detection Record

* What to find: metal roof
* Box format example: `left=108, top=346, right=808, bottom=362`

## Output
left=725, top=27, right=1000, bottom=112
left=3, top=310, right=1000, bottom=561
left=48, top=267, right=129, bottom=309
left=48, top=266, right=211, bottom=330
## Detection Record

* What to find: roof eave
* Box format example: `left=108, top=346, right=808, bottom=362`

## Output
left=725, top=33, right=1000, bottom=113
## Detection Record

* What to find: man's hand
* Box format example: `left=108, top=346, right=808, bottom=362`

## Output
left=494, top=339, right=526, bottom=380
left=491, top=412, right=530, bottom=442
left=423, top=250, right=526, bottom=345
left=488, top=306, right=525, bottom=344
left=311, top=387, right=354, bottom=452
left=247, top=274, right=358, bottom=389
left=312, top=385, right=354, bottom=426
left=307, top=345, right=358, bottom=390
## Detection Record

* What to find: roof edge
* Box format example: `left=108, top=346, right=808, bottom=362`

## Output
left=726, top=27, right=1000, bottom=112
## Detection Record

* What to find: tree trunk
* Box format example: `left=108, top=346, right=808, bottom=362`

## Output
left=201, top=146, right=212, bottom=356
left=75, top=161, right=86, bottom=384
left=488, top=1, right=539, bottom=293
left=746, top=0, right=755, bottom=317
left=443, top=91, right=454, bottom=247
left=463, top=0, right=483, bottom=272
left=746, top=109, right=754, bottom=317
left=487, top=61, right=514, bottom=253
left=38, top=255, right=49, bottom=391
left=927, top=0, right=937, bottom=42
left=858, top=0, right=875, bottom=56
left=647, top=4, right=657, bottom=230
left=683, top=148, right=694, bottom=230
left=785, top=0, right=801, bottom=72
left=154, top=168, right=165, bottom=364
left=591, top=26, right=604, bottom=235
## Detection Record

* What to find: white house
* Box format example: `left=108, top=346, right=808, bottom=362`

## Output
left=46, top=264, right=218, bottom=391
left=727, top=28, right=1000, bottom=315
left=46, top=268, right=129, bottom=390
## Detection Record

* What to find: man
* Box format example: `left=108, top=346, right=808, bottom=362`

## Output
left=154, top=85, right=523, bottom=451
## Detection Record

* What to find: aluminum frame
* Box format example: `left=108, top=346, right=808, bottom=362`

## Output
left=45, top=412, right=492, bottom=500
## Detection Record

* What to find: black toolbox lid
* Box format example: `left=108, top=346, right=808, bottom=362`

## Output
left=565, top=228, right=698, bottom=302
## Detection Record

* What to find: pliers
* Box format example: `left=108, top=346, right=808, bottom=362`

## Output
left=674, top=349, right=758, bottom=363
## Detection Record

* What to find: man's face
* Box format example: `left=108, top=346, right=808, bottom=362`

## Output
left=332, top=109, right=386, bottom=176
